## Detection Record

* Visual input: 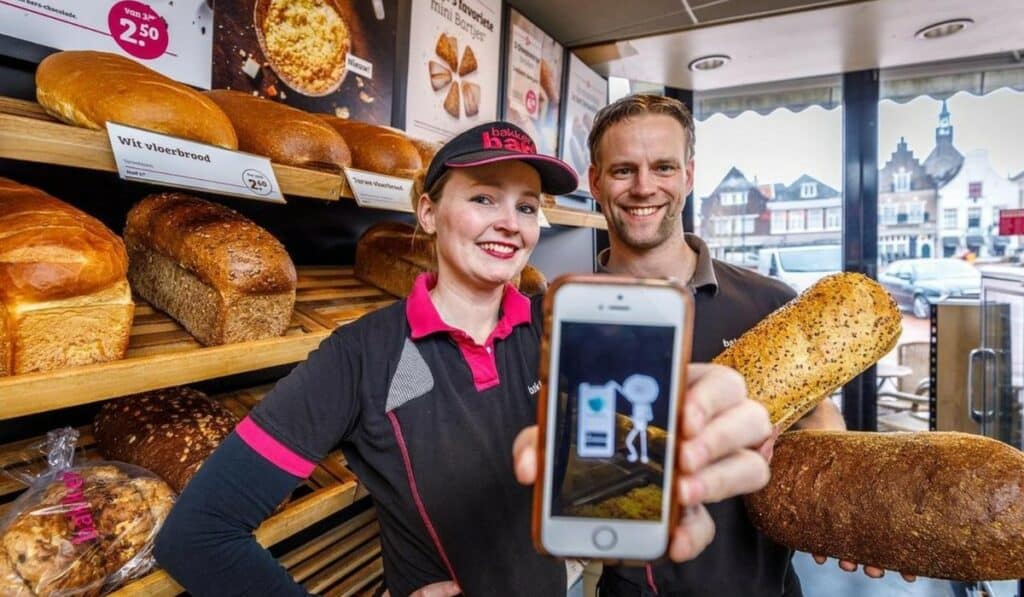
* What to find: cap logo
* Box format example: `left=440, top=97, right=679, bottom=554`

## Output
left=481, top=127, right=536, bottom=155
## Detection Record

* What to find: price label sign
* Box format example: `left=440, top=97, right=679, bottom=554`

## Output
left=108, top=1, right=169, bottom=60
left=106, top=122, right=285, bottom=203
left=343, top=168, right=414, bottom=212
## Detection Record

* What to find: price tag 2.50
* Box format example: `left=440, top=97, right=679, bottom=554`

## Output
left=108, top=1, right=169, bottom=60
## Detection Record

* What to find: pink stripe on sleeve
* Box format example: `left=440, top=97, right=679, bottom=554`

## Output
left=236, top=417, right=316, bottom=478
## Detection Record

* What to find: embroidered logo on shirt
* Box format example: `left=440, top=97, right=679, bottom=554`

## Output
left=722, top=338, right=736, bottom=348
left=528, top=381, right=541, bottom=395
left=386, top=339, right=435, bottom=413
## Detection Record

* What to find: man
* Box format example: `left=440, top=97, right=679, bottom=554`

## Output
left=585, top=94, right=911, bottom=596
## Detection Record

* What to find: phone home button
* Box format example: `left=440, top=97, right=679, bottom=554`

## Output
left=592, top=526, right=617, bottom=551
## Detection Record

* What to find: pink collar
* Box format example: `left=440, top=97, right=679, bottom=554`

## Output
left=406, top=272, right=532, bottom=343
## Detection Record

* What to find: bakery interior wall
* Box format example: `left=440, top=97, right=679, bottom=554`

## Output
left=0, top=1, right=598, bottom=442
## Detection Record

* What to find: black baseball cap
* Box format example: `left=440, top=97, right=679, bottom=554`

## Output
left=423, top=122, right=579, bottom=195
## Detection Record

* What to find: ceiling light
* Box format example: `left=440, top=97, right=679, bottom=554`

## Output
left=915, top=18, right=974, bottom=40
left=688, top=54, right=731, bottom=71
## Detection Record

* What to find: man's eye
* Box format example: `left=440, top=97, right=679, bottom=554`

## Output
left=656, top=165, right=677, bottom=174
left=612, top=168, right=631, bottom=177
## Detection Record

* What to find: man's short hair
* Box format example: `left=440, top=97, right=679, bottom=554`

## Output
left=587, top=94, right=696, bottom=166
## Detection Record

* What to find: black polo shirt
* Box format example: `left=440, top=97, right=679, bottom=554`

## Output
left=599, top=235, right=802, bottom=597
left=239, top=273, right=566, bottom=596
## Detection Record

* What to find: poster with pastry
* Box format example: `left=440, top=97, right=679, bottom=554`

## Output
left=502, top=9, right=564, bottom=158
left=0, top=0, right=213, bottom=87
left=404, top=0, right=502, bottom=143
left=560, top=53, right=608, bottom=195
left=213, top=0, right=396, bottom=124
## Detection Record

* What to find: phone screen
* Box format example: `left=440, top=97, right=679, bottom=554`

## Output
left=549, top=320, right=677, bottom=522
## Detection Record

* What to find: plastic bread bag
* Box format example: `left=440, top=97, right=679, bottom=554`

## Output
left=0, top=428, right=176, bottom=596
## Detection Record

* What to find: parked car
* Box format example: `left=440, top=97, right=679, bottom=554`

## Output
left=878, top=258, right=981, bottom=318
left=757, top=245, right=841, bottom=293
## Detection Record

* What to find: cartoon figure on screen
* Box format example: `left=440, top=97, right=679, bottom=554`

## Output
left=621, top=374, right=660, bottom=464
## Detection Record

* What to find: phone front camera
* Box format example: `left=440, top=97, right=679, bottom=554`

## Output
left=617, top=294, right=624, bottom=300
left=598, top=305, right=605, bottom=310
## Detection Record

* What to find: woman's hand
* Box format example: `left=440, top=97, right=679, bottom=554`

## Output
left=811, top=555, right=917, bottom=582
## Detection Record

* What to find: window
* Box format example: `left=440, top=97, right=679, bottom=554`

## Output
left=896, top=203, right=908, bottom=224
left=967, top=207, right=982, bottom=228
left=968, top=181, right=983, bottom=199
left=893, top=169, right=912, bottom=192
left=714, top=218, right=731, bottom=235
left=771, top=210, right=787, bottom=233
left=800, top=182, right=818, bottom=198
left=826, top=207, right=841, bottom=230
left=788, top=210, right=805, bottom=231
left=882, top=205, right=896, bottom=225
left=720, top=191, right=747, bottom=206
left=743, top=217, right=755, bottom=234
left=806, top=208, right=824, bottom=230
left=908, top=202, right=923, bottom=224
left=943, top=209, right=958, bottom=229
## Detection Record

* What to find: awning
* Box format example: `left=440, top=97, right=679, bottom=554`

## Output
left=943, top=237, right=959, bottom=247
left=695, top=53, right=1024, bottom=120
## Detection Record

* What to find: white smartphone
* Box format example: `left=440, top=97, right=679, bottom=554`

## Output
left=533, top=274, right=693, bottom=561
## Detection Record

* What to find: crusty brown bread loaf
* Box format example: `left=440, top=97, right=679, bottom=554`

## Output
left=410, top=138, right=441, bottom=170
left=0, top=466, right=174, bottom=596
left=124, top=193, right=296, bottom=346
left=713, top=272, right=901, bottom=430
left=94, top=387, right=238, bottom=493
left=36, top=51, right=238, bottom=149
left=355, top=222, right=547, bottom=297
left=0, top=177, right=133, bottom=375
left=746, top=430, right=1024, bottom=581
left=319, top=117, right=424, bottom=179
left=205, top=90, right=351, bottom=170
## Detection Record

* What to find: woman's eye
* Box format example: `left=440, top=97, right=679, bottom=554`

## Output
left=518, top=203, right=538, bottom=215
left=470, top=195, right=493, bottom=205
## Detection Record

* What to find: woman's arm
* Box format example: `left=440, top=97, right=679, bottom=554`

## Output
left=154, top=434, right=309, bottom=596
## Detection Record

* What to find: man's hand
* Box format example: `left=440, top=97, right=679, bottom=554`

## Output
left=514, top=363, right=773, bottom=563
left=811, top=555, right=917, bottom=582
left=401, top=581, right=462, bottom=597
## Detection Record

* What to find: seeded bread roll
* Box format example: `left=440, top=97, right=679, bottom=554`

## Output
left=124, top=193, right=296, bottom=346
left=355, top=222, right=547, bottom=297
left=746, top=430, right=1024, bottom=581
left=36, top=51, right=237, bottom=149
left=93, top=387, right=238, bottom=493
left=712, top=272, right=901, bottom=430
left=1, top=466, right=174, bottom=596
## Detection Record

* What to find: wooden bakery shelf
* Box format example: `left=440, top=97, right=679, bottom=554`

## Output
left=0, top=97, right=348, bottom=201
left=0, top=385, right=373, bottom=597
left=0, top=96, right=608, bottom=229
left=0, top=267, right=396, bottom=420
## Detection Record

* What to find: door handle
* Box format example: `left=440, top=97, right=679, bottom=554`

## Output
left=967, top=348, right=996, bottom=424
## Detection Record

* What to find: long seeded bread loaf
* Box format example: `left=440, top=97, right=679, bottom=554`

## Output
left=319, top=117, right=424, bottom=179
left=94, top=387, right=238, bottom=493
left=354, top=221, right=547, bottom=297
left=0, top=177, right=133, bottom=375
left=205, top=90, right=351, bottom=170
left=746, top=430, right=1024, bottom=580
left=36, top=51, right=238, bottom=149
left=124, top=193, right=296, bottom=346
left=712, top=272, right=901, bottom=430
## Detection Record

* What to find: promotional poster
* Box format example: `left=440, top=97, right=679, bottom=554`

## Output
left=560, top=53, right=607, bottom=194
left=214, top=0, right=397, bottom=124
left=405, top=0, right=502, bottom=142
left=0, top=0, right=213, bottom=87
left=503, top=9, right=564, bottom=157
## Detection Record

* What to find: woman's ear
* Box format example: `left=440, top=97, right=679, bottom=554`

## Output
left=416, top=194, right=437, bottom=235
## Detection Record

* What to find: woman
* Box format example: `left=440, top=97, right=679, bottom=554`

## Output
left=153, top=122, right=771, bottom=597
left=154, top=122, right=578, bottom=596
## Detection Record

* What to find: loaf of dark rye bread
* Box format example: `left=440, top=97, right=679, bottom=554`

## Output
left=124, top=193, right=297, bottom=346
left=93, top=387, right=237, bottom=493
left=746, top=430, right=1024, bottom=581
left=712, top=272, right=901, bottom=430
